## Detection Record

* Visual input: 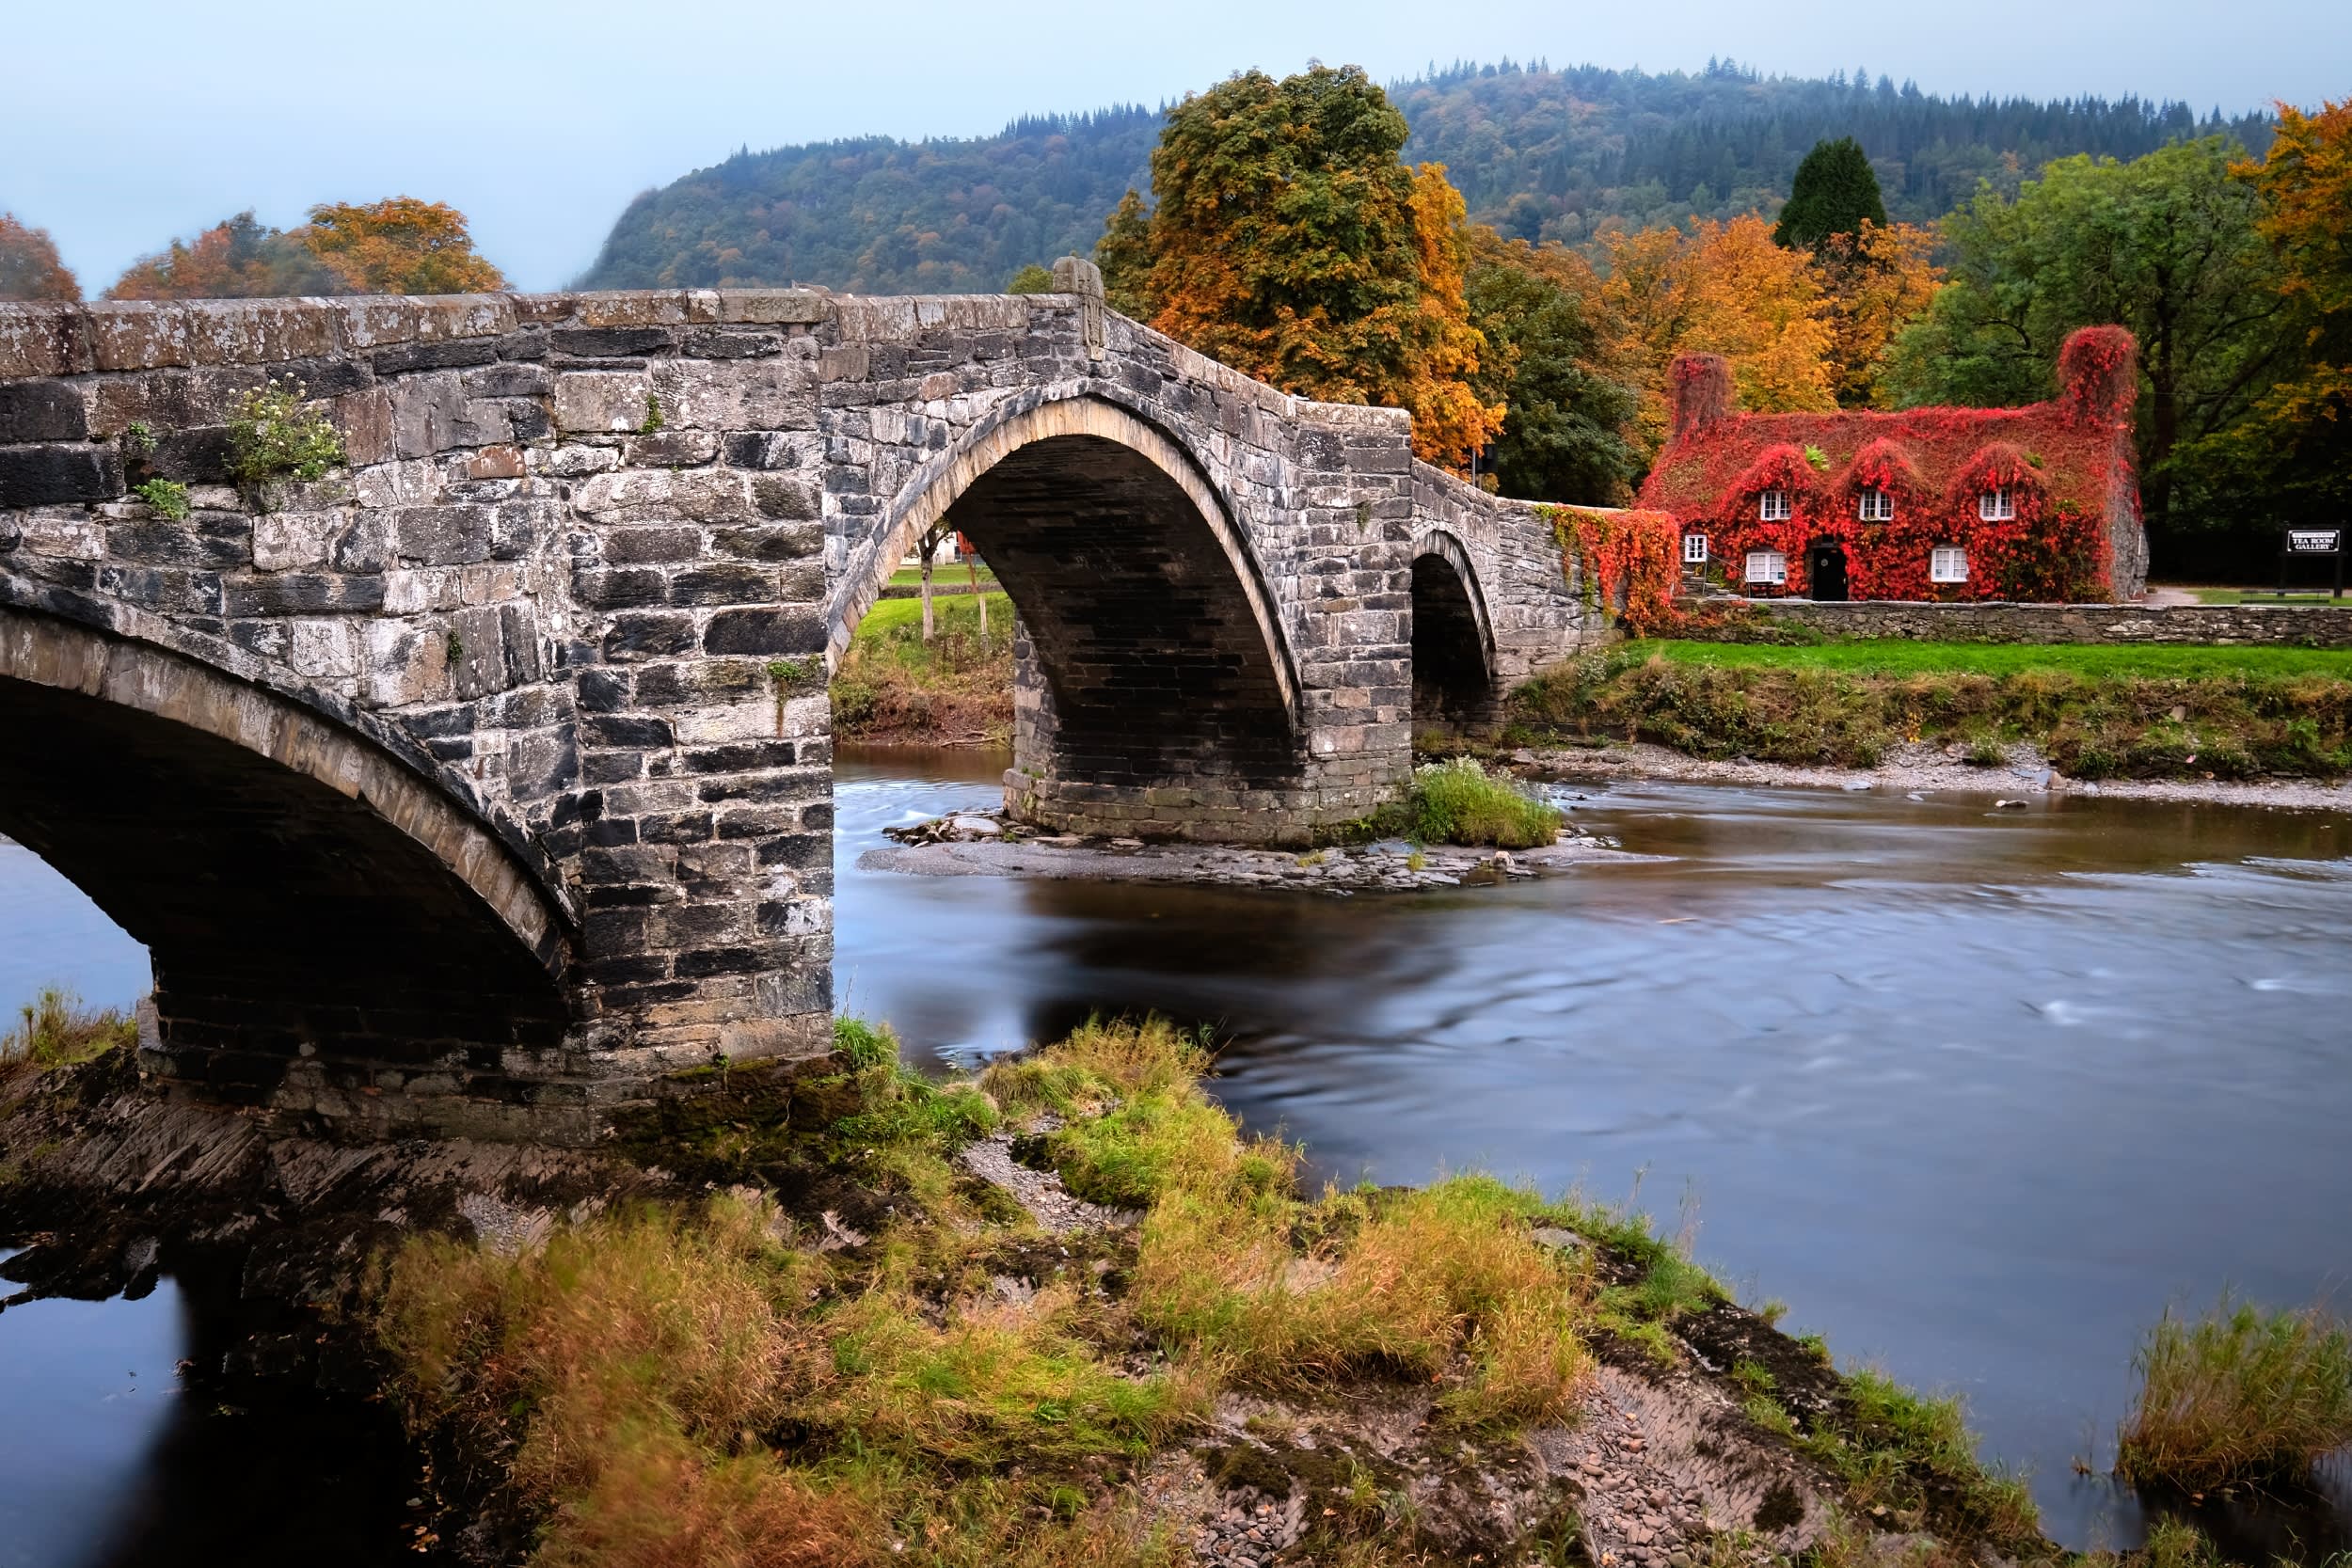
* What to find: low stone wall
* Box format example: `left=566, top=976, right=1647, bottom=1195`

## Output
left=1704, top=598, right=2352, bottom=647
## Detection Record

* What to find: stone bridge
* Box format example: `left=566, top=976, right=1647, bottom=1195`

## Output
left=0, top=264, right=1601, bottom=1140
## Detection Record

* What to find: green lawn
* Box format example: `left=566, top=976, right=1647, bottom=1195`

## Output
left=1625, top=638, right=2352, bottom=680
left=2172, top=586, right=2344, bottom=606
left=889, top=565, right=996, bottom=588
left=853, top=591, right=1014, bottom=643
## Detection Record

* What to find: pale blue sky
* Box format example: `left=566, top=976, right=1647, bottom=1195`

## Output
left=6, top=0, right=2345, bottom=293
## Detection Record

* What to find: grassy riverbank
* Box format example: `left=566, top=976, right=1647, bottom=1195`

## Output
left=376, top=1016, right=2058, bottom=1568
left=1509, top=641, right=2352, bottom=779
left=832, top=592, right=1016, bottom=746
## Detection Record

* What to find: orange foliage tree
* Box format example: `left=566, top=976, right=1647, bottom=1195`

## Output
left=108, top=200, right=507, bottom=299
left=0, top=214, right=80, bottom=302
left=1098, top=65, right=1502, bottom=468
left=1810, top=219, right=1942, bottom=408
left=2201, top=99, right=2352, bottom=515
left=1600, top=214, right=1838, bottom=466
left=107, top=211, right=314, bottom=299
left=299, top=198, right=506, bottom=295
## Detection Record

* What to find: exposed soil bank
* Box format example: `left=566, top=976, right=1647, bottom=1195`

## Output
left=866, top=809, right=1640, bottom=894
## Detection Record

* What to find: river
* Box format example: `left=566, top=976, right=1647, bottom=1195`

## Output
left=5, top=752, right=2350, bottom=1560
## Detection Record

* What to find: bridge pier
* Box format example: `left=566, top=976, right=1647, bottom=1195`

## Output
left=0, top=282, right=1601, bottom=1141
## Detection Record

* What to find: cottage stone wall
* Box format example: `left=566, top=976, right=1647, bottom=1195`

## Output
left=0, top=283, right=1598, bottom=1139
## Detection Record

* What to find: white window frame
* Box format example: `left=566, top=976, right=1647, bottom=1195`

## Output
left=1979, top=487, right=2015, bottom=521
left=1682, top=531, right=1709, bottom=564
left=1857, top=487, right=1894, bottom=522
left=1930, top=546, right=1970, bottom=584
left=1757, top=489, right=1793, bottom=522
left=1744, top=549, right=1788, bottom=586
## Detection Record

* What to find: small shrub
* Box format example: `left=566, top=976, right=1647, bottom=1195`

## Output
left=1405, top=758, right=1563, bottom=848
left=226, top=378, right=345, bottom=488
left=2117, top=1294, right=2352, bottom=1489
left=133, top=478, right=191, bottom=521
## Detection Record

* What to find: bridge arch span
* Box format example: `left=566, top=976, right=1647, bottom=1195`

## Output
left=0, top=609, right=576, bottom=1121
left=1409, top=528, right=1502, bottom=738
left=834, top=392, right=1308, bottom=835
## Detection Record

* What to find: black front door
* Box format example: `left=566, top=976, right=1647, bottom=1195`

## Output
left=1807, top=542, right=1850, bottom=601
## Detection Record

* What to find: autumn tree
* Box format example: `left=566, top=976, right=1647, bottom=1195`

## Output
left=1463, top=230, right=1638, bottom=503
left=107, top=211, right=329, bottom=299
left=108, top=199, right=506, bottom=300
left=1773, top=137, right=1887, bottom=249
left=299, top=198, right=506, bottom=294
left=1601, top=214, right=1836, bottom=460
left=2181, top=100, right=2352, bottom=522
left=1095, top=65, right=1502, bottom=467
left=0, top=214, right=80, bottom=302
left=1886, top=139, right=2286, bottom=538
left=1809, top=220, right=1941, bottom=407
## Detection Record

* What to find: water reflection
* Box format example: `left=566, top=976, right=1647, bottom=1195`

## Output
left=837, top=746, right=2352, bottom=1555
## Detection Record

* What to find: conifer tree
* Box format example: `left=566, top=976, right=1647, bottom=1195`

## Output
left=1773, top=137, right=1888, bottom=248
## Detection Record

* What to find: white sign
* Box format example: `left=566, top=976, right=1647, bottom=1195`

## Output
left=2288, top=529, right=2342, bottom=554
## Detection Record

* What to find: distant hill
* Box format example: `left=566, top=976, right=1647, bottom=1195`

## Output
left=578, top=60, right=2271, bottom=293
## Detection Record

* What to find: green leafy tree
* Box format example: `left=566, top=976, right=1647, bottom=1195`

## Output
left=1773, top=137, right=1888, bottom=248
left=1094, top=189, right=1155, bottom=317
left=1464, top=233, right=1638, bottom=503
left=1886, top=139, right=2288, bottom=543
left=1005, top=263, right=1055, bottom=293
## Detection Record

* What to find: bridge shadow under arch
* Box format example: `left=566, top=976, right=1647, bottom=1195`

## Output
left=841, top=396, right=1306, bottom=830
left=0, top=611, right=573, bottom=1111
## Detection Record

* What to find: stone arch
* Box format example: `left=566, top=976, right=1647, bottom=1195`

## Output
left=833, top=393, right=1310, bottom=821
left=828, top=391, right=1298, bottom=717
left=0, top=609, right=573, bottom=1100
left=1409, top=529, right=1499, bottom=737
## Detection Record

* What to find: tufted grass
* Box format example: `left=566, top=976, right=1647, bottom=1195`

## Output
left=0, top=987, right=137, bottom=1076
left=2116, top=1294, right=2352, bottom=1490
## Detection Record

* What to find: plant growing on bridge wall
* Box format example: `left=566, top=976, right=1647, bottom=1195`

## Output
left=133, top=478, right=190, bottom=521
left=226, top=377, right=345, bottom=493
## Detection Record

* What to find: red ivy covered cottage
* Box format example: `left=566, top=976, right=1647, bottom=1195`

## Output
left=1637, top=326, right=2148, bottom=603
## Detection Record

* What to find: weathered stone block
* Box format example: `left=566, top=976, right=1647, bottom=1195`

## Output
left=0, top=380, right=86, bottom=442
left=553, top=371, right=651, bottom=435
left=0, top=446, right=122, bottom=507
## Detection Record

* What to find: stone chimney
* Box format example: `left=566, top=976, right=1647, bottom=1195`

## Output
left=1668, top=353, right=1735, bottom=440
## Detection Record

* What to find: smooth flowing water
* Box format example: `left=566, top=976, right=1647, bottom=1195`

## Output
left=5, top=754, right=2350, bottom=1560
left=834, top=748, right=2352, bottom=1555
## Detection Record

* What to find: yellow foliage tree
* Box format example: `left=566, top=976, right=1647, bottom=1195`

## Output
left=1600, top=215, right=1837, bottom=460
left=1811, top=219, right=1943, bottom=408
left=297, top=198, right=506, bottom=295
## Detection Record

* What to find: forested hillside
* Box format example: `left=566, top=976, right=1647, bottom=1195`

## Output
left=578, top=60, right=2269, bottom=293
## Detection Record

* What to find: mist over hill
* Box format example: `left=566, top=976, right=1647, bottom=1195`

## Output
left=577, top=59, right=2271, bottom=294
